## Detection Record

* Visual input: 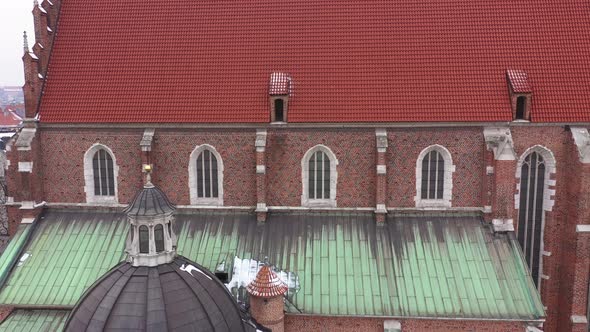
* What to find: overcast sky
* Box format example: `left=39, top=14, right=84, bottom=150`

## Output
left=0, top=1, right=35, bottom=86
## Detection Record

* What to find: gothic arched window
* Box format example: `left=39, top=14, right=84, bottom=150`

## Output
left=84, top=144, right=118, bottom=203
left=93, top=149, right=115, bottom=196
left=301, top=145, right=338, bottom=207
left=415, top=145, right=454, bottom=207
left=517, top=150, right=548, bottom=287
left=421, top=150, right=445, bottom=200
left=189, top=144, right=224, bottom=205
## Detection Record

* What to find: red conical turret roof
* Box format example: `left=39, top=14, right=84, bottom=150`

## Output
left=246, top=265, right=288, bottom=298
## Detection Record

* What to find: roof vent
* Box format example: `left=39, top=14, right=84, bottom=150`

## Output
left=506, top=70, right=532, bottom=121
left=269, top=72, right=291, bottom=123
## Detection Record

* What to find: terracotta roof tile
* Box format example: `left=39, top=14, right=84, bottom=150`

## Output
left=246, top=265, right=288, bottom=298
left=38, top=0, right=590, bottom=123
left=506, top=70, right=532, bottom=93
left=269, top=73, right=291, bottom=96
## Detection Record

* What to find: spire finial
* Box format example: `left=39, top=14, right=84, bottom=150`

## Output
left=23, top=31, right=29, bottom=53
left=143, top=164, right=154, bottom=188
left=33, top=0, right=39, bottom=6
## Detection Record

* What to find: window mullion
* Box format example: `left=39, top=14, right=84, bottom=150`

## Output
left=98, top=151, right=104, bottom=196
left=434, top=152, right=439, bottom=199
left=320, top=153, right=326, bottom=199
left=105, top=154, right=111, bottom=196
left=427, top=153, right=431, bottom=199
left=201, top=153, right=206, bottom=197
left=522, top=157, right=534, bottom=262
left=209, top=152, right=213, bottom=198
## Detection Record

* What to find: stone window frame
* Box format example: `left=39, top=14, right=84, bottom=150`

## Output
left=188, top=144, right=224, bottom=206
left=83, top=143, right=119, bottom=204
left=515, top=145, right=556, bottom=290
left=301, top=144, right=338, bottom=208
left=414, top=144, right=455, bottom=208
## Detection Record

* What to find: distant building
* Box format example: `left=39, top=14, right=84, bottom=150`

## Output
left=0, top=87, right=24, bottom=106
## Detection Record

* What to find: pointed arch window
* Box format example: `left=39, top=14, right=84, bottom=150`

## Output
left=517, top=148, right=555, bottom=288
left=93, top=149, right=115, bottom=196
left=421, top=150, right=445, bottom=200
left=302, top=145, right=338, bottom=207
left=189, top=144, right=224, bottom=205
left=415, top=145, right=454, bottom=208
left=84, top=144, right=118, bottom=203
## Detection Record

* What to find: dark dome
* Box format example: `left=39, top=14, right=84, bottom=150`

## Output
left=64, top=256, right=256, bottom=332
left=124, top=184, right=175, bottom=217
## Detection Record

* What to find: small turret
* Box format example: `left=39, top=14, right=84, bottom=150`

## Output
left=247, top=262, right=288, bottom=332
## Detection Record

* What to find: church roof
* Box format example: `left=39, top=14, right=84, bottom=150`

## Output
left=64, top=256, right=254, bottom=332
left=38, top=0, right=589, bottom=123
left=0, top=209, right=544, bottom=321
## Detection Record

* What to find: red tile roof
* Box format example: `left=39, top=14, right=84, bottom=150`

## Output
left=246, top=265, right=288, bottom=298
left=39, top=0, right=590, bottom=123
left=0, top=108, right=23, bottom=128
left=506, top=70, right=532, bottom=94
left=269, top=73, right=291, bottom=96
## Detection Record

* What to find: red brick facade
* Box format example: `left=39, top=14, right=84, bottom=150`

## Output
left=285, top=315, right=528, bottom=331
left=5, top=124, right=590, bottom=332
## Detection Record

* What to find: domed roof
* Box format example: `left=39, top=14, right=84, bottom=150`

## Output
left=124, top=183, right=175, bottom=217
left=64, top=256, right=257, bottom=332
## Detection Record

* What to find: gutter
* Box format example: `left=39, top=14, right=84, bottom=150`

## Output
left=285, top=312, right=545, bottom=324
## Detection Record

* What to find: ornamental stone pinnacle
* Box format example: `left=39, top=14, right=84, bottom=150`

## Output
left=23, top=31, right=29, bottom=53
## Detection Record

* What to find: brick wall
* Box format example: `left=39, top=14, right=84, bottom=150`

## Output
left=39, top=129, right=144, bottom=204
left=511, top=126, right=570, bottom=332
left=5, top=124, right=587, bottom=332
left=152, top=129, right=257, bottom=206
left=386, top=127, right=485, bottom=208
left=266, top=128, right=376, bottom=207
left=284, top=315, right=528, bottom=331
left=33, top=127, right=490, bottom=209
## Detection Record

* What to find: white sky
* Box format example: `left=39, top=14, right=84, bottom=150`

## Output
left=0, top=1, right=35, bottom=86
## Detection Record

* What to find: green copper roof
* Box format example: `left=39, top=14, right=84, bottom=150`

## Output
left=0, top=224, right=33, bottom=289
left=0, top=209, right=544, bottom=321
left=0, top=310, right=68, bottom=331
left=0, top=211, right=127, bottom=306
